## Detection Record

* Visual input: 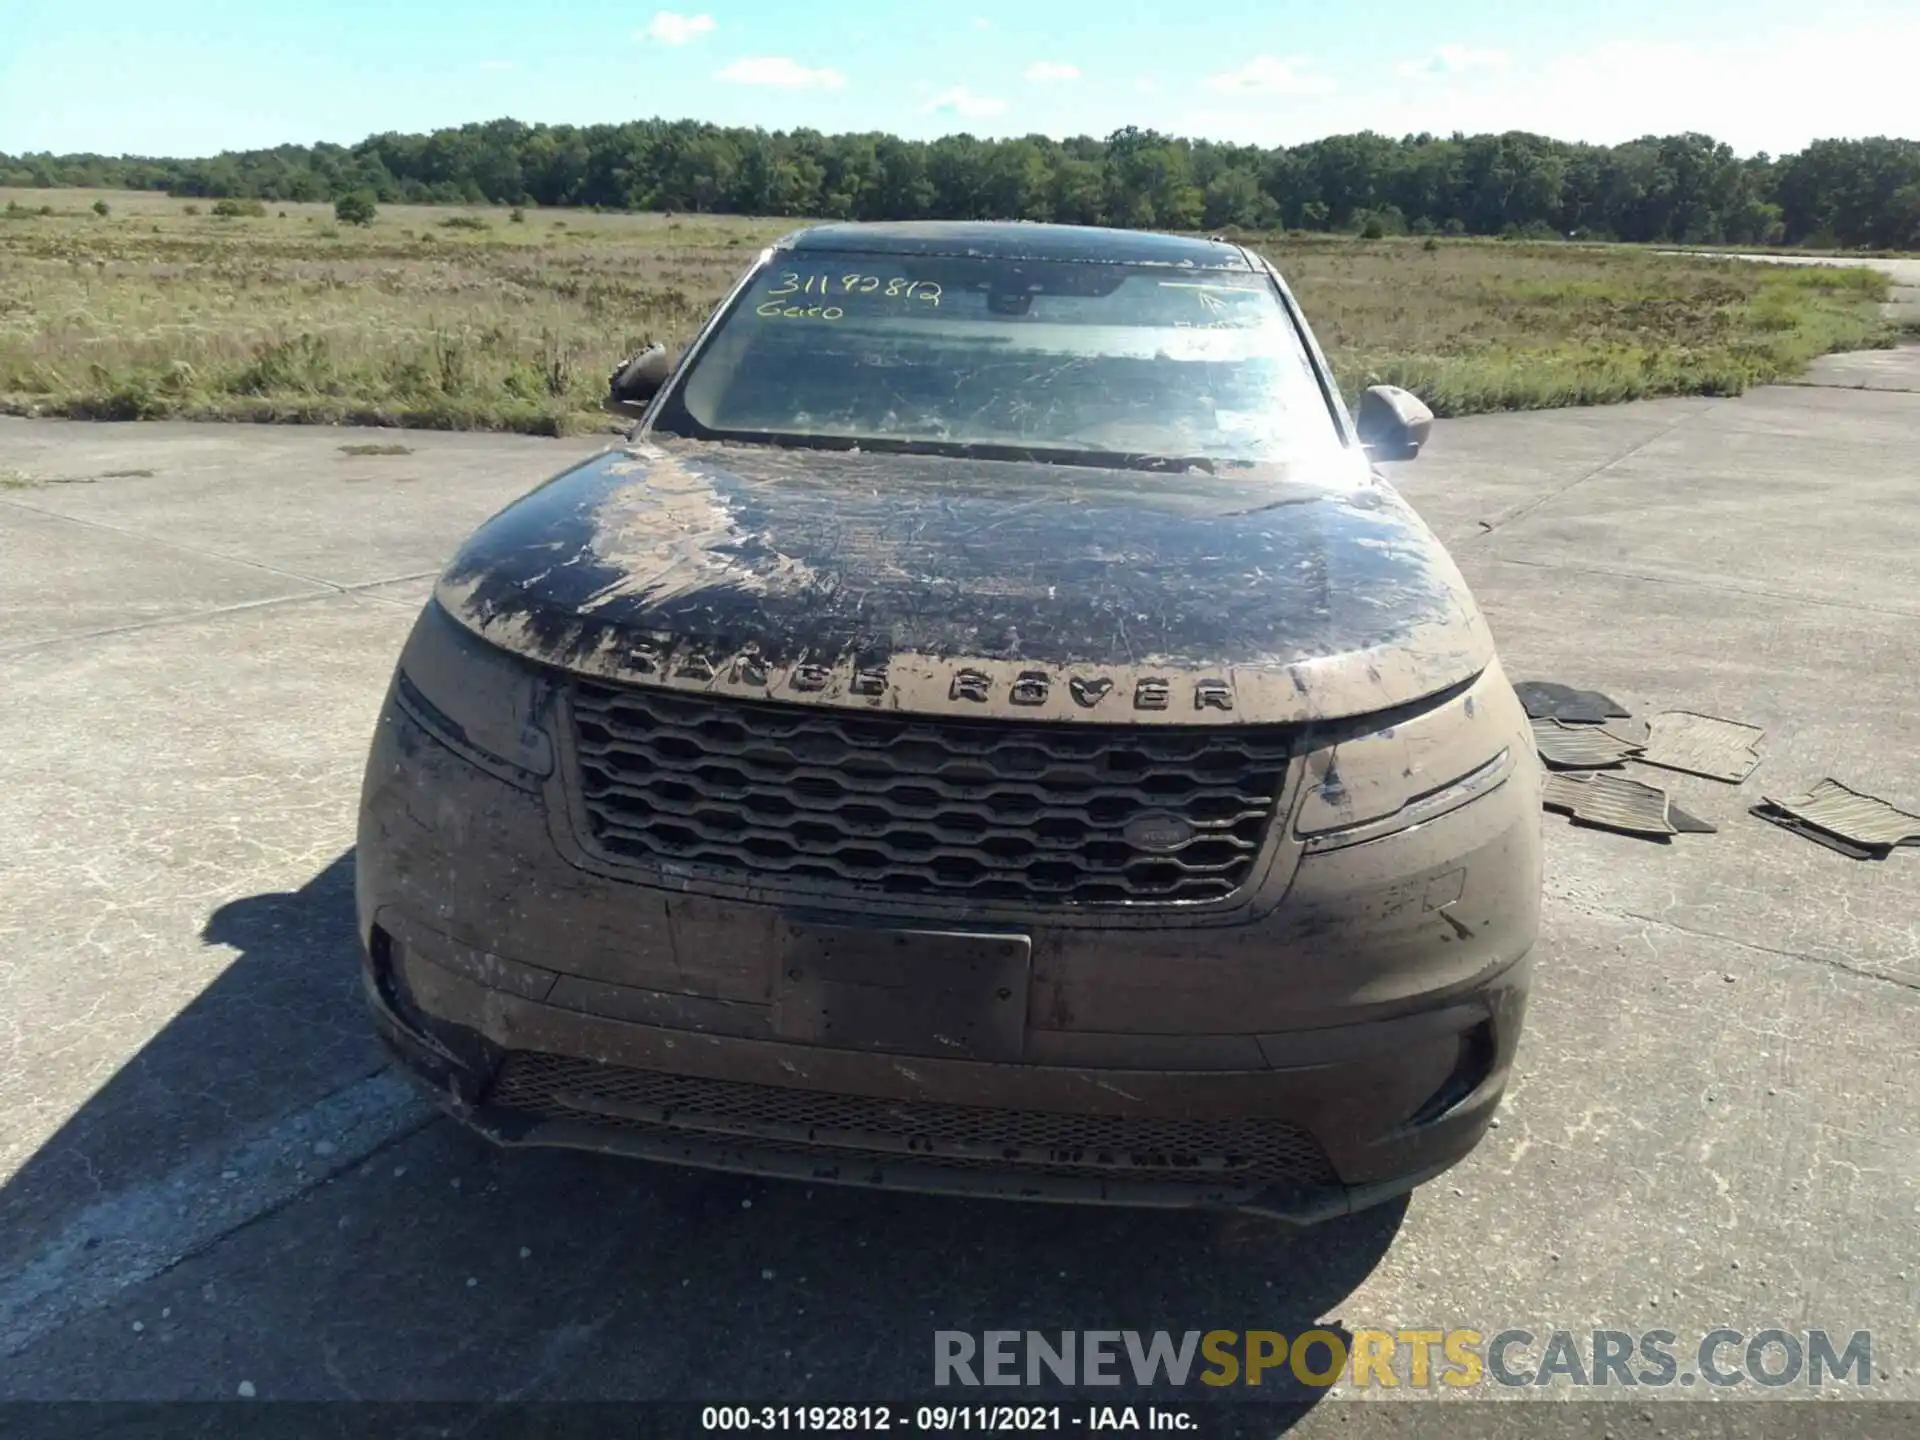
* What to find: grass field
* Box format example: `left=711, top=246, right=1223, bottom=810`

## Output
left=0, top=187, right=1897, bottom=436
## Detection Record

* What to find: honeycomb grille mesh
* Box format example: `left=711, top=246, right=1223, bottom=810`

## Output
left=568, top=681, right=1293, bottom=906
left=486, top=1053, right=1336, bottom=1188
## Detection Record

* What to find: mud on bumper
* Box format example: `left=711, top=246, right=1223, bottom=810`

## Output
left=364, top=922, right=1529, bottom=1223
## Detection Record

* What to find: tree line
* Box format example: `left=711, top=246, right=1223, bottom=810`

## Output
left=5, top=119, right=1919, bottom=249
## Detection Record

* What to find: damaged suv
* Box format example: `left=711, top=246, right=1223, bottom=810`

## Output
left=357, top=221, right=1542, bottom=1221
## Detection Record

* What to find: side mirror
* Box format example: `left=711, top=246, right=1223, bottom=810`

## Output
left=606, top=345, right=675, bottom=417
left=1356, top=384, right=1434, bottom=462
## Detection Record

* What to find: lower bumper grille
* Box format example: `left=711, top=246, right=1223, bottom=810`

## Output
left=484, top=1052, right=1336, bottom=1190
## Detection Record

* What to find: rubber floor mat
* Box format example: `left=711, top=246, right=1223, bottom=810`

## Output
left=1759, top=779, right=1920, bottom=851
left=1531, top=718, right=1644, bottom=770
left=1541, top=771, right=1694, bottom=838
left=1515, top=680, right=1631, bottom=724
left=1749, top=804, right=1884, bottom=860
left=1540, top=772, right=1594, bottom=812
left=1602, top=717, right=1651, bottom=748
left=1636, top=711, right=1764, bottom=783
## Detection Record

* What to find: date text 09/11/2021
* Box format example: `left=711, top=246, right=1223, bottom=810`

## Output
left=700, top=1404, right=1194, bottom=1432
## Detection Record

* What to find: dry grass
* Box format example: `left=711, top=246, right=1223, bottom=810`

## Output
left=0, top=188, right=1896, bottom=434
left=1272, top=233, right=1895, bottom=413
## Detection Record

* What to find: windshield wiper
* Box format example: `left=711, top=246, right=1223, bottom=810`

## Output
left=862, top=436, right=1222, bottom=473
left=656, top=415, right=1243, bottom=474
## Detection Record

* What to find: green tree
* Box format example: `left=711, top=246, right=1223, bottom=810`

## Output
left=333, top=191, right=377, bottom=226
left=926, top=134, right=990, bottom=219
left=1203, top=167, right=1274, bottom=229
left=1049, top=156, right=1106, bottom=226
left=981, top=139, right=1056, bottom=221
left=871, top=136, right=936, bottom=220
left=1296, top=132, right=1398, bottom=228
left=8, top=117, right=1919, bottom=249
left=1103, top=128, right=1202, bottom=229
left=1889, top=182, right=1920, bottom=249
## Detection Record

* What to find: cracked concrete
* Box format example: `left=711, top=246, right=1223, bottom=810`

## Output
left=1, top=360, right=1917, bottom=1415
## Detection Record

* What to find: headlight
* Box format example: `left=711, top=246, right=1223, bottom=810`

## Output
left=390, top=601, right=554, bottom=789
left=1293, top=662, right=1526, bottom=854
left=1299, top=748, right=1514, bottom=854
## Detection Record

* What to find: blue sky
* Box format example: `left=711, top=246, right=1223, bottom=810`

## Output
left=3, top=0, right=1916, bottom=159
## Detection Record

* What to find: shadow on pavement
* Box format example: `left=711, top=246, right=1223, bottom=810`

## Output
left=2, top=848, right=1404, bottom=1413
left=0, top=851, right=381, bottom=1322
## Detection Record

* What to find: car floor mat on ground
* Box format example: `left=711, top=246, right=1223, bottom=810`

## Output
left=1757, top=779, right=1920, bottom=853
left=1635, top=710, right=1765, bottom=783
left=1540, top=772, right=1591, bottom=812
left=1531, top=717, right=1645, bottom=770
left=1602, top=717, right=1651, bottom=748
left=1749, top=804, right=1887, bottom=860
left=1541, top=770, right=1690, bottom=838
left=1515, top=680, right=1632, bottom=724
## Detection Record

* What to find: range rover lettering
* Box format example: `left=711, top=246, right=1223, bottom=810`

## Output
left=355, top=222, right=1543, bottom=1221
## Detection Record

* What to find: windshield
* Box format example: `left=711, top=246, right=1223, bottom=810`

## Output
left=651, top=252, right=1346, bottom=469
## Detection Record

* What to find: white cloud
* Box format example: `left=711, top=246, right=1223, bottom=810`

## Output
left=1394, top=44, right=1511, bottom=80
left=925, top=86, right=1009, bottom=119
left=1024, top=61, right=1081, bottom=83
left=639, top=11, right=715, bottom=46
left=1203, top=55, right=1336, bottom=97
left=1439, top=43, right=1511, bottom=71
left=972, top=17, right=992, bottom=29
left=1134, top=77, right=1159, bottom=94
left=478, top=60, right=516, bottom=72
left=715, top=56, right=846, bottom=89
left=1166, top=19, right=1920, bottom=156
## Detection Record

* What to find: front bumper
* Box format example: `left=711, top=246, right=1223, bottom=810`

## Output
left=357, top=656, right=1541, bottom=1218
left=366, top=919, right=1528, bottom=1219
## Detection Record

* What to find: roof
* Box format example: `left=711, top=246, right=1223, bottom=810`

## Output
left=777, top=221, right=1255, bottom=270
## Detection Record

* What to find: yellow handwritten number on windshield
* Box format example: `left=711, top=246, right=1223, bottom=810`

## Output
left=757, top=301, right=845, bottom=320
left=763, top=272, right=940, bottom=306
left=883, top=277, right=941, bottom=304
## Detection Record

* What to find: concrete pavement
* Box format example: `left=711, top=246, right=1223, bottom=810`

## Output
left=1, top=356, right=1916, bottom=1422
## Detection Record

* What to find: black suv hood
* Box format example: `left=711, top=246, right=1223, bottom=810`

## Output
left=436, top=439, right=1491, bottom=724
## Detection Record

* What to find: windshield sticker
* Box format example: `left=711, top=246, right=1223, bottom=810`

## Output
left=763, top=272, right=942, bottom=306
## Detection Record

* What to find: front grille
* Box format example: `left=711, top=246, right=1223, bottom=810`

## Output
left=568, top=681, right=1293, bottom=906
left=486, top=1053, right=1336, bottom=1190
